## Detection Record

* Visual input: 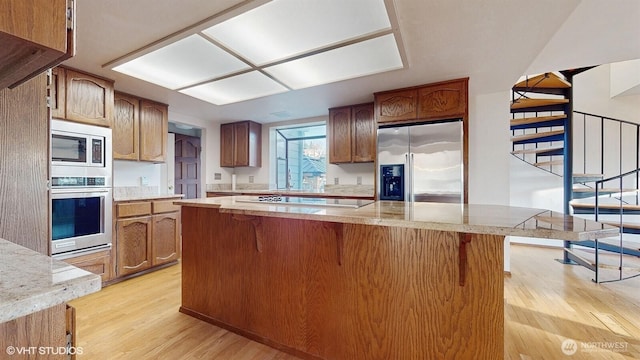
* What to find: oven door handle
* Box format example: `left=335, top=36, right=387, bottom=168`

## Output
left=51, top=188, right=111, bottom=195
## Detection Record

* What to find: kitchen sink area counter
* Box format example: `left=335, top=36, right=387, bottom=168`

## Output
left=0, top=238, right=101, bottom=323
left=176, top=197, right=618, bottom=359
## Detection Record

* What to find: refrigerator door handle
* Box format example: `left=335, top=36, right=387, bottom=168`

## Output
left=405, top=153, right=410, bottom=202
left=410, top=153, right=415, bottom=202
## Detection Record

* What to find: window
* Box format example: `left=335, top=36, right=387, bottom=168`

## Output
left=274, top=124, right=326, bottom=191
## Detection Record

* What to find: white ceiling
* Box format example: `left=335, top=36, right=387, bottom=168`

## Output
left=63, top=0, right=640, bottom=124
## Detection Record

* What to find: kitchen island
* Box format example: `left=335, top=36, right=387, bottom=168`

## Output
left=175, top=196, right=618, bottom=360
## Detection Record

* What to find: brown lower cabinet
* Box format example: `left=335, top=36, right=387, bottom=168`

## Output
left=0, top=303, right=75, bottom=360
left=63, top=249, right=113, bottom=283
left=115, top=199, right=181, bottom=277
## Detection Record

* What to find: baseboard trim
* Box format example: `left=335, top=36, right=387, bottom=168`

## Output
left=179, top=307, right=322, bottom=360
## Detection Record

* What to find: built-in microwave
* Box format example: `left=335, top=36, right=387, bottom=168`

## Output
left=51, top=119, right=106, bottom=168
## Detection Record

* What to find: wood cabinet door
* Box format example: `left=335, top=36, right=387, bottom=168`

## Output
left=374, top=89, right=417, bottom=124
left=50, top=67, right=66, bottom=119
left=0, top=0, right=70, bottom=90
left=64, top=69, right=114, bottom=127
left=247, top=121, right=262, bottom=167
left=116, top=216, right=152, bottom=277
left=0, top=74, right=49, bottom=254
left=351, top=103, right=375, bottom=163
left=113, top=92, right=140, bottom=160
left=0, top=304, right=67, bottom=360
left=328, top=107, right=352, bottom=163
left=139, top=100, right=168, bottom=162
left=152, top=212, right=180, bottom=266
left=63, top=249, right=113, bottom=283
left=233, top=121, right=250, bottom=166
left=220, top=123, right=235, bottom=167
left=417, top=78, right=467, bottom=120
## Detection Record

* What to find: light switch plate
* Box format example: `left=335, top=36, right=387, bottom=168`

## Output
left=357, top=176, right=362, bottom=185
left=214, top=173, right=222, bottom=180
left=141, top=176, right=149, bottom=186
left=334, top=177, right=339, bottom=185
left=249, top=175, right=254, bottom=183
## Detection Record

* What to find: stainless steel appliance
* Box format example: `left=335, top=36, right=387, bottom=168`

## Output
left=377, top=120, right=463, bottom=203
left=51, top=120, right=113, bottom=257
left=52, top=120, right=107, bottom=169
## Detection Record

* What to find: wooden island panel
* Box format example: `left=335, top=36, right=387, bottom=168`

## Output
left=180, top=206, right=503, bottom=360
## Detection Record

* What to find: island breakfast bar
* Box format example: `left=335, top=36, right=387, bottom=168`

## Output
left=174, top=196, right=618, bottom=360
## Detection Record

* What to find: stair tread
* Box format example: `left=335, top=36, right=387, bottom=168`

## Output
left=573, top=173, right=604, bottom=178
left=511, top=98, right=570, bottom=110
left=511, top=129, right=564, bottom=142
left=513, top=73, right=572, bottom=89
left=535, top=160, right=563, bottom=167
left=570, top=201, right=640, bottom=210
left=565, top=248, right=640, bottom=271
left=511, top=146, right=564, bottom=155
left=572, top=188, right=637, bottom=193
left=510, top=115, right=567, bottom=127
left=600, top=221, right=640, bottom=230
left=564, top=248, right=596, bottom=267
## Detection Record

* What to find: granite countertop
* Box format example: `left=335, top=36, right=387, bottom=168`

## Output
left=206, top=189, right=374, bottom=199
left=113, top=194, right=185, bottom=202
left=0, top=239, right=101, bottom=323
left=174, top=196, right=620, bottom=241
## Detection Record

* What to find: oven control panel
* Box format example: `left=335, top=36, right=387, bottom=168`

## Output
left=52, top=176, right=107, bottom=187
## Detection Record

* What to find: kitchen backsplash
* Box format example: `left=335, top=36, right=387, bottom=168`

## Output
left=206, top=183, right=269, bottom=191
left=206, top=183, right=374, bottom=196
left=324, top=184, right=374, bottom=196
left=114, top=186, right=160, bottom=199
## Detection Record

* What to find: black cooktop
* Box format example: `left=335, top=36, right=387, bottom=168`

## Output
left=236, top=196, right=374, bottom=209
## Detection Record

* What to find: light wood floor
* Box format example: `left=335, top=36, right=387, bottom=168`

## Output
left=69, top=245, right=640, bottom=359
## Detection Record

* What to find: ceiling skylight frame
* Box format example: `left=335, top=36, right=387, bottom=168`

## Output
left=105, top=0, right=407, bottom=105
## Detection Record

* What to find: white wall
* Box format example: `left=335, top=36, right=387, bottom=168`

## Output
left=575, top=64, right=640, bottom=122
left=468, top=89, right=512, bottom=271
left=610, top=59, right=640, bottom=97
left=113, top=160, right=162, bottom=187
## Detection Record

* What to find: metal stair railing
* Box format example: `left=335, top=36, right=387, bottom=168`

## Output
left=593, top=168, right=640, bottom=283
left=574, top=111, right=640, bottom=203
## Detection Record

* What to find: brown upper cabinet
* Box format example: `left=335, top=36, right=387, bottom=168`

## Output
left=51, top=66, right=115, bottom=128
left=139, top=100, right=169, bottom=162
left=220, top=121, right=262, bottom=167
left=113, top=92, right=168, bottom=162
left=328, top=103, right=376, bottom=164
left=374, top=77, right=470, bottom=203
left=375, top=78, right=468, bottom=125
left=0, top=0, right=75, bottom=90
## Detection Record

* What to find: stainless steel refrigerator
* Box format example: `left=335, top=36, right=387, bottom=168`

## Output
left=377, top=120, right=463, bottom=203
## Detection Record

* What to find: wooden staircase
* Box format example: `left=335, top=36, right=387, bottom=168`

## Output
left=510, top=72, right=571, bottom=175
left=510, top=70, right=640, bottom=282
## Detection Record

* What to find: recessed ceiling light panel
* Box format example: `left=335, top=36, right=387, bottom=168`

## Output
left=113, top=34, right=250, bottom=89
left=264, top=33, right=403, bottom=90
left=179, top=71, right=289, bottom=105
left=202, top=0, right=391, bottom=65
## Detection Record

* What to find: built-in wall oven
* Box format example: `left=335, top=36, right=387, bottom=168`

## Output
left=51, top=119, right=113, bottom=258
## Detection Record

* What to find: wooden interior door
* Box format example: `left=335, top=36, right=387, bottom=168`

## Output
left=175, top=134, right=201, bottom=199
